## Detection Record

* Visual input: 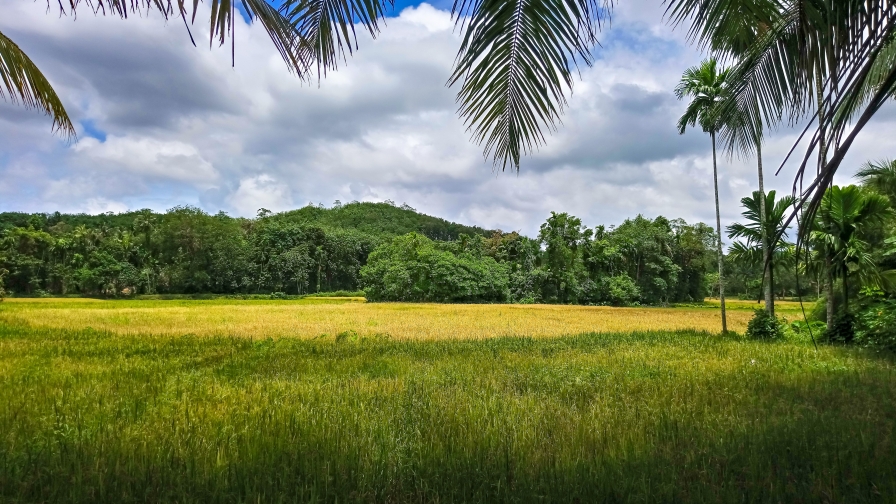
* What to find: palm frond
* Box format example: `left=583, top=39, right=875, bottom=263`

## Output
left=856, top=158, right=896, bottom=205
left=449, top=0, right=613, bottom=170
left=664, top=0, right=783, bottom=58
left=281, top=0, right=392, bottom=79
left=0, top=29, right=75, bottom=139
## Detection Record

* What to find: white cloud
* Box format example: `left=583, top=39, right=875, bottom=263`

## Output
left=227, top=175, right=294, bottom=216
left=84, top=197, right=130, bottom=214
left=73, top=136, right=219, bottom=185
left=1, top=0, right=894, bottom=238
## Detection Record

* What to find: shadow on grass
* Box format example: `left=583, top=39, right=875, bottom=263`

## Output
left=1, top=324, right=894, bottom=503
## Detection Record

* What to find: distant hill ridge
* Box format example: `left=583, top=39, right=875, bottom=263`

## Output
left=0, top=202, right=495, bottom=241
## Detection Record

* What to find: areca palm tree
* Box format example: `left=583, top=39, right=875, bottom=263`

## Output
left=668, top=0, right=781, bottom=316
left=809, top=185, right=891, bottom=321
left=675, top=58, right=730, bottom=333
left=726, top=189, right=796, bottom=314
left=2, top=0, right=612, bottom=170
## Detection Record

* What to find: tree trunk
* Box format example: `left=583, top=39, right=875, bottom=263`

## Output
left=756, top=141, right=773, bottom=316
left=842, top=274, right=849, bottom=314
left=711, top=132, right=727, bottom=334
left=817, top=72, right=834, bottom=327
left=825, top=256, right=834, bottom=327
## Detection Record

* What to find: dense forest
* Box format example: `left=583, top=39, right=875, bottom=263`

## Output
left=0, top=201, right=721, bottom=305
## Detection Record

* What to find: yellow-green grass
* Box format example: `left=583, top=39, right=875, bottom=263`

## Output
left=0, top=314, right=893, bottom=502
left=0, top=298, right=806, bottom=340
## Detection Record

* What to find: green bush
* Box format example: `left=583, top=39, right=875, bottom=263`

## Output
left=600, top=275, right=641, bottom=306
left=361, top=233, right=509, bottom=303
left=745, top=309, right=783, bottom=340
left=824, top=312, right=856, bottom=344
left=783, top=319, right=827, bottom=342
left=303, top=290, right=366, bottom=298
left=854, top=299, right=896, bottom=351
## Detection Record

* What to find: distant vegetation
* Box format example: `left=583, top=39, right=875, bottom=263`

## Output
left=0, top=202, right=720, bottom=306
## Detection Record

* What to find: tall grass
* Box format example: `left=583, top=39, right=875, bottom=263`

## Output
left=1, top=317, right=894, bottom=502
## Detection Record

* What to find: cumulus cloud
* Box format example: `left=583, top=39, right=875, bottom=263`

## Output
left=72, top=136, right=218, bottom=184
left=228, top=175, right=294, bottom=216
left=1, top=0, right=894, bottom=237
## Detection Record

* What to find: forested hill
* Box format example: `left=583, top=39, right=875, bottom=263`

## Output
left=0, top=202, right=492, bottom=241
left=271, top=202, right=492, bottom=240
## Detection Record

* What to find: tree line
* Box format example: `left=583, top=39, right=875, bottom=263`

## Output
left=0, top=202, right=719, bottom=306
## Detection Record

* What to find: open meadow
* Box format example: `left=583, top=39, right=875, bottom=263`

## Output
left=1, top=298, right=894, bottom=502
left=0, top=297, right=805, bottom=340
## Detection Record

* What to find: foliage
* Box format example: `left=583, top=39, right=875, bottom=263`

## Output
left=275, top=201, right=491, bottom=241
left=360, top=233, right=509, bottom=303
left=668, top=0, right=896, bottom=223
left=854, top=299, right=896, bottom=351
left=0, top=207, right=717, bottom=307
left=0, top=30, right=75, bottom=138
left=824, top=313, right=857, bottom=344
left=596, top=275, right=641, bottom=306
left=745, top=308, right=783, bottom=340
left=782, top=318, right=827, bottom=343
left=809, top=185, right=893, bottom=315
left=857, top=159, right=896, bottom=208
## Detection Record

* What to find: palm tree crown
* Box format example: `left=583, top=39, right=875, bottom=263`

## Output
left=675, top=59, right=731, bottom=135
left=728, top=190, right=796, bottom=248
left=810, top=185, right=892, bottom=312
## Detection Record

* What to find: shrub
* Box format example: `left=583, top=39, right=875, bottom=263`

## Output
left=783, top=319, right=827, bottom=342
left=361, top=233, right=509, bottom=303
left=854, top=298, right=896, bottom=351
left=745, top=309, right=783, bottom=340
left=824, top=312, right=856, bottom=344
left=600, top=275, right=641, bottom=306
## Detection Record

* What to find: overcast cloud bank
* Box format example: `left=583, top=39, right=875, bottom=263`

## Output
left=1, top=0, right=893, bottom=236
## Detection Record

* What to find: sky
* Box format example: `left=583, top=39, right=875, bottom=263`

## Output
left=1, top=0, right=894, bottom=237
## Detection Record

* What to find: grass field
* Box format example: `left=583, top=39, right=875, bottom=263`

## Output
left=1, top=299, right=893, bottom=502
left=0, top=297, right=807, bottom=340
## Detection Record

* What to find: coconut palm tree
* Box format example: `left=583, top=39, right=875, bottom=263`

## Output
left=809, top=185, right=891, bottom=320
left=675, top=58, right=731, bottom=333
left=727, top=189, right=796, bottom=313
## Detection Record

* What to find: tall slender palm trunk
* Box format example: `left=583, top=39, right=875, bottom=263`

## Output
left=756, top=141, right=773, bottom=316
left=711, top=131, right=727, bottom=333
left=816, top=74, right=834, bottom=326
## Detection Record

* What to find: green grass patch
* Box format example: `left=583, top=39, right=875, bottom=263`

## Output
left=0, top=320, right=894, bottom=502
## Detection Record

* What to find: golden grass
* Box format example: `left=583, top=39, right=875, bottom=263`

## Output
left=0, top=298, right=796, bottom=340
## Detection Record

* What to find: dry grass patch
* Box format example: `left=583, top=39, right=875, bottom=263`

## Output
left=0, top=298, right=760, bottom=339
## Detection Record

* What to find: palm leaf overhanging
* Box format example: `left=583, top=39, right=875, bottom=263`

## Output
left=667, top=0, right=896, bottom=240
left=0, top=29, right=76, bottom=139
left=14, top=0, right=615, bottom=167
left=448, top=0, right=614, bottom=170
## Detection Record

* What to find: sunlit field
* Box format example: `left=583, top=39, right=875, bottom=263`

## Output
left=2, top=298, right=892, bottom=502
left=0, top=297, right=806, bottom=340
